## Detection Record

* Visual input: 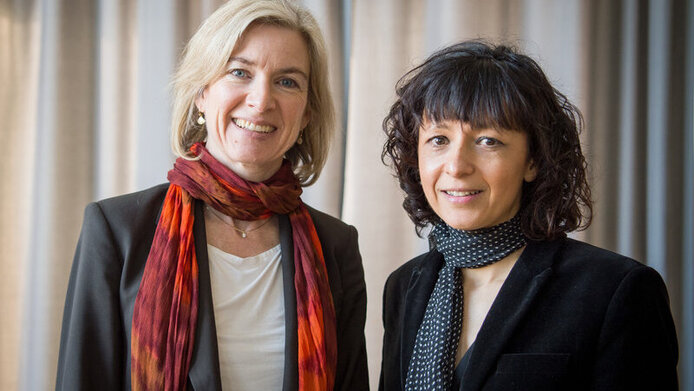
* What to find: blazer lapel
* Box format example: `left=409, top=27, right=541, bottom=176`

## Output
left=279, top=214, right=299, bottom=391
left=400, top=251, right=445, bottom=385
left=461, top=239, right=562, bottom=391
left=188, top=199, right=223, bottom=390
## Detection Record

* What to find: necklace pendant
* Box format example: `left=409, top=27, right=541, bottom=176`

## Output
left=240, top=231, right=247, bottom=238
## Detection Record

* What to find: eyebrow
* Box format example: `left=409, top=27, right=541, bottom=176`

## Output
left=421, top=120, right=506, bottom=134
left=228, top=56, right=309, bottom=82
left=420, top=119, right=451, bottom=131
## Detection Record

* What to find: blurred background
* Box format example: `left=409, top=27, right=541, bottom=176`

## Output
left=1, top=0, right=692, bottom=390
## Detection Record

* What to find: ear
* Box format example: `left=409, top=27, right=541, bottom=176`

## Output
left=301, top=107, right=311, bottom=130
left=194, top=87, right=207, bottom=112
left=524, top=159, right=538, bottom=182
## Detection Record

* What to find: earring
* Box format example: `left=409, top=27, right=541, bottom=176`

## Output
left=297, top=129, right=304, bottom=145
left=197, top=112, right=206, bottom=125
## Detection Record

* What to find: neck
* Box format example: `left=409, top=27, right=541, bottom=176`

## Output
left=225, top=160, right=282, bottom=183
left=206, top=205, right=271, bottom=226
left=462, top=246, right=524, bottom=286
left=207, top=146, right=282, bottom=183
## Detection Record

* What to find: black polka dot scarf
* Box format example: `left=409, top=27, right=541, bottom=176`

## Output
left=404, top=214, right=526, bottom=390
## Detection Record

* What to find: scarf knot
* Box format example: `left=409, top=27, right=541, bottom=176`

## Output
left=431, top=215, right=526, bottom=269
left=168, top=143, right=302, bottom=219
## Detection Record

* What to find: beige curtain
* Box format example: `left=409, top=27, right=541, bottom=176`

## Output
left=1, top=1, right=97, bottom=390
left=1, top=0, right=691, bottom=390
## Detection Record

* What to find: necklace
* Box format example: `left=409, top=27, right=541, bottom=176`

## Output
left=205, top=206, right=273, bottom=238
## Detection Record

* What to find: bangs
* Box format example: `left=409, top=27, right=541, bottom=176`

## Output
left=415, top=59, right=528, bottom=132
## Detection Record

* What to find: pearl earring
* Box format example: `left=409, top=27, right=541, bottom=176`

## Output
left=197, top=112, right=206, bottom=125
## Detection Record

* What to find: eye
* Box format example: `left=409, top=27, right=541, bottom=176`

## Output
left=229, top=69, right=248, bottom=78
left=429, top=135, right=449, bottom=146
left=278, top=78, right=299, bottom=88
left=477, top=137, right=502, bottom=147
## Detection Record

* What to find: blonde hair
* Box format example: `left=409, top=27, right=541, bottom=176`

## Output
left=171, top=0, right=334, bottom=186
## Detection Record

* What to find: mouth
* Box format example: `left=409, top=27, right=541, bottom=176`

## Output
left=233, top=118, right=276, bottom=133
left=443, top=190, right=482, bottom=197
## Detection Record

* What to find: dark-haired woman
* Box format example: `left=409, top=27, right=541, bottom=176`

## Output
left=379, top=41, right=678, bottom=390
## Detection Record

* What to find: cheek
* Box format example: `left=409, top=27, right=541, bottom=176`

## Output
left=493, top=168, right=526, bottom=200
left=289, top=98, right=309, bottom=126
left=417, top=155, right=438, bottom=199
left=417, top=152, right=428, bottom=184
left=208, top=84, right=242, bottom=113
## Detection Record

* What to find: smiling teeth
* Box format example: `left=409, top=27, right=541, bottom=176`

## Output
left=445, top=190, right=481, bottom=196
left=234, top=119, right=275, bottom=133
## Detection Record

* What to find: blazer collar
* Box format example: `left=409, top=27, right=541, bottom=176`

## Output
left=461, top=239, right=562, bottom=391
left=188, top=199, right=223, bottom=391
left=278, top=214, right=299, bottom=391
left=399, top=238, right=564, bottom=388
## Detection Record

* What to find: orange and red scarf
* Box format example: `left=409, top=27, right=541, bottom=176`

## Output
left=131, top=143, right=337, bottom=390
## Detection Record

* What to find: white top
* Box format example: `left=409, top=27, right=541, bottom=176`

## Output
left=207, top=244, right=285, bottom=391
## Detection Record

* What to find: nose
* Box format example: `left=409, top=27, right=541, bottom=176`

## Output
left=246, top=79, right=275, bottom=112
left=445, top=146, right=475, bottom=177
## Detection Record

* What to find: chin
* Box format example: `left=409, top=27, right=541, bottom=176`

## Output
left=442, top=220, right=480, bottom=231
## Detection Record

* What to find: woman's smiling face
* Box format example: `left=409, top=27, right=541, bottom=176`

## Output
left=196, top=23, right=310, bottom=182
left=418, top=119, right=537, bottom=231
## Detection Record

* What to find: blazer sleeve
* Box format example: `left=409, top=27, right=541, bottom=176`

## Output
left=333, top=224, right=370, bottom=391
left=56, top=202, right=125, bottom=391
left=590, top=265, right=679, bottom=390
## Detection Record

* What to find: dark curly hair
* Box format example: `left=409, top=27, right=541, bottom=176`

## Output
left=382, top=41, right=592, bottom=240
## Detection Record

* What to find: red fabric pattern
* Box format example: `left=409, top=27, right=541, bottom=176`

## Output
left=131, top=143, right=336, bottom=390
left=131, top=186, right=199, bottom=391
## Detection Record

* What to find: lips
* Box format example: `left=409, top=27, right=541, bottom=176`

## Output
left=443, top=190, right=482, bottom=197
left=233, top=118, right=276, bottom=133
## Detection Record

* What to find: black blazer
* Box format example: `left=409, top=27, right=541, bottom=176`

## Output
left=379, top=238, right=678, bottom=390
left=56, top=184, right=369, bottom=390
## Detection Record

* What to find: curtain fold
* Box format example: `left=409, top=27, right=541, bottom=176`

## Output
left=6, top=1, right=98, bottom=390
left=0, top=1, right=38, bottom=389
left=298, top=0, right=346, bottom=217
left=583, top=1, right=692, bottom=387
left=343, top=1, right=431, bottom=385
left=94, top=0, right=137, bottom=199
left=1, top=0, right=691, bottom=390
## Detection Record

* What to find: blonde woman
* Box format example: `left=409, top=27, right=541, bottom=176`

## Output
left=56, top=1, right=368, bottom=390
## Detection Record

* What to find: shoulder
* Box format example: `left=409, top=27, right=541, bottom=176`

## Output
left=560, top=238, right=670, bottom=302
left=304, top=204, right=358, bottom=250
left=384, top=250, right=442, bottom=300
left=93, top=183, right=170, bottom=216
left=82, top=183, right=170, bottom=241
left=559, top=238, right=635, bottom=263
left=90, top=183, right=170, bottom=218
left=527, top=237, right=668, bottom=303
left=303, top=204, right=365, bottom=288
left=549, top=237, right=653, bottom=279
left=305, top=204, right=354, bottom=235
left=387, top=251, right=435, bottom=282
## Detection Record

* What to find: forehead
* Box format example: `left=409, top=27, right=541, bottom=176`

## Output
left=231, top=24, right=310, bottom=72
left=419, top=116, right=509, bottom=132
left=417, top=117, right=529, bottom=145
